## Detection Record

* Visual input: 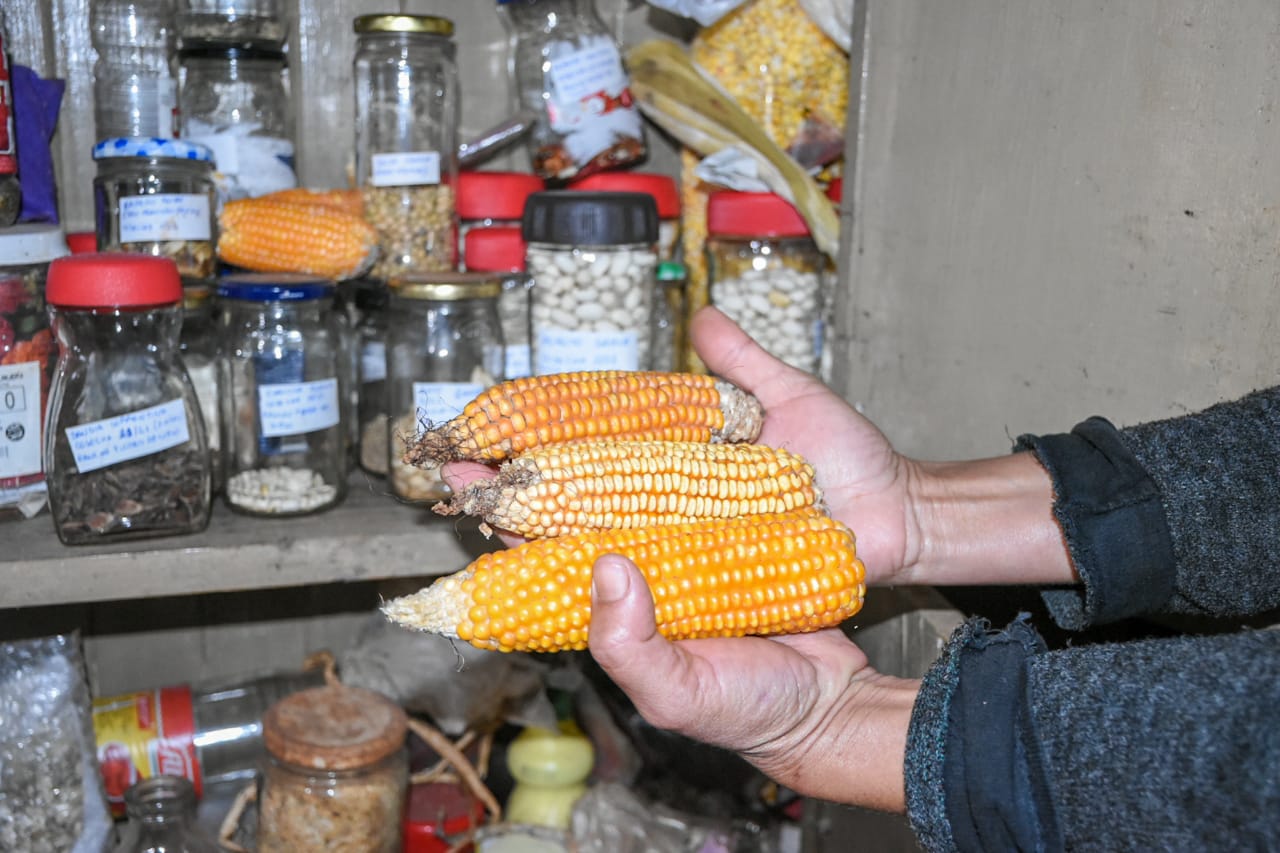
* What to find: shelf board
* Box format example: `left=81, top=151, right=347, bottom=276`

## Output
left=1, top=474, right=499, bottom=609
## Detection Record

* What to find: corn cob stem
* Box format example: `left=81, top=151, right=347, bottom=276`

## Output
left=434, top=439, right=823, bottom=539
left=383, top=508, right=865, bottom=653
left=403, top=371, right=764, bottom=466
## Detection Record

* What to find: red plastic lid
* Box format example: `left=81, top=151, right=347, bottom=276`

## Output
left=464, top=226, right=526, bottom=273
left=402, top=781, right=485, bottom=852
left=46, top=253, right=183, bottom=308
left=65, top=231, right=99, bottom=254
left=826, top=177, right=843, bottom=205
left=707, top=191, right=811, bottom=238
left=569, top=171, right=679, bottom=219
left=456, top=171, right=545, bottom=220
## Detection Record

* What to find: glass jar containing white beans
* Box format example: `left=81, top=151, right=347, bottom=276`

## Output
left=522, top=190, right=658, bottom=375
left=706, top=190, right=827, bottom=375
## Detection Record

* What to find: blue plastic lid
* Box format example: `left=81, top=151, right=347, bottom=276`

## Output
left=93, top=137, right=216, bottom=163
left=216, top=273, right=334, bottom=302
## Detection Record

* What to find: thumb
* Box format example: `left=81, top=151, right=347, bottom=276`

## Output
left=589, top=554, right=683, bottom=689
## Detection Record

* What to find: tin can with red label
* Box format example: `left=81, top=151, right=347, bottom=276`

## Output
left=92, top=685, right=201, bottom=817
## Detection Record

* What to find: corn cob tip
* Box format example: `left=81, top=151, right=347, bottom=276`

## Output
left=382, top=572, right=471, bottom=640
left=713, top=378, right=764, bottom=443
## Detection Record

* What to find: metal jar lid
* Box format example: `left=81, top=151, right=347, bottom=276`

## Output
left=262, top=684, right=408, bottom=771
left=353, top=14, right=454, bottom=37
left=0, top=223, right=69, bottom=266
left=522, top=191, right=658, bottom=247
left=389, top=271, right=502, bottom=301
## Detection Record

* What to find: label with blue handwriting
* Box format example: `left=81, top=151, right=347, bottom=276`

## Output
left=536, top=328, right=640, bottom=373
left=258, top=377, right=340, bottom=438
left=413, top=382, right=483, bottom=437
left=370, top=151, right=441, bottom=187
left=65, top=399, right=191, bottom=474
left=119, top=193, right=212, bottom=243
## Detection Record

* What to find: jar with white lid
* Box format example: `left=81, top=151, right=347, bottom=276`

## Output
left=706, top=190, right=827, bottom=375
left=93, top=137, right=219, bottom=284
left=386, top=272, right=504, bottom=502
left=43, top=253, right=212, bottom=545
left=456, top=170, right=543, bottom=264
left=464, top=225, right=533, bottom=381
left=522, top=190, right=658, bottom=374
left=0, top=224, right=69, bottom=521
left=216, top=273, right=347, bottom=516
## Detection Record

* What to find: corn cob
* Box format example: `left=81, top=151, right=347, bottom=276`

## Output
left=263, top=187, right=365, bottom=217
left=217, top=194, right=379, bottom=280
left=403, top=371, right=764, bottom=466
left=383, top=507, right=864, bottom=653
left=434, top=439, right=822, bottom=539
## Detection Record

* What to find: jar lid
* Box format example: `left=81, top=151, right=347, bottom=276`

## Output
left=456, top=171, right=545, bottom=221
left=46, top=253, right=183, bottom=308
left=216, top=272, right=334, bottom=302
left=522, top=191, right=658, bottom=247
left=464, top=226, right=525, bottom=274
left=178, top=45, right=288, bottom=63
left=66, top=231, right=97, bottom=254
left=262, top=684, right=408, bottom=771
left=403, top=782, right=486, bottom=852
left=706, top=191, right=811, bottom=238
left=93, top=137, right=215, bottom=164
left=0, top=223, right=70, bottom=265
left=567, top=172, right=680, bottom=219
left=354, top=14, right=454, bottom=37
left=389, top=271, right=502, bottom=301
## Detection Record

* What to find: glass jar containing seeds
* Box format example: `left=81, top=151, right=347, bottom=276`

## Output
left=464, top=225, right=533, bottom=381
left=522, top=190, right=658, bottom=374
left=353, top=14, right=460, bottom=280
left=216, top=273, right=347, bottom=516
left=43, top=254, right=212, bottom=545
left=386, top=272, right=504, bottom=503
left=706, top=190, right=827, bottom=375
left=92, top=137, right=219, bottom=284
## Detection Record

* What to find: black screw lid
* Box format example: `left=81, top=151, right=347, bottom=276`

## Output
left=521, top=190, right=658, bottom=247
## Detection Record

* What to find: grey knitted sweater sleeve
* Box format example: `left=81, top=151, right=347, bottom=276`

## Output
left=903, top=387, right=1280, bottom=852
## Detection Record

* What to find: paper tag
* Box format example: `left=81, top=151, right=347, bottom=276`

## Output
left=65, top=399, right=192, bottom=474
left=370, top=151, right=441, bottom=187
left=536, top=328, right=640, bottom=373
left=548, top=37, right=629, bottom=104
left=361, top=340, right=387, bottom=383
left=258, top=377, right=340, bottom=438
left=119, top=193, right=213, bottom=242
left=0, top=361, right=42, bottom=479
left=412, top=382, right=483, bottom=436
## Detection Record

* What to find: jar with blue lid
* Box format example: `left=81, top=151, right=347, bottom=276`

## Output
left=216, top=273, right=347, bottom=516
left=93, top=137, right=218, bottom=284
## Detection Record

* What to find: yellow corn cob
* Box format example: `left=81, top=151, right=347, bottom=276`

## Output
left=403, top=371, right=764, bottom=466
left=217, top=195, right=379, bottom=280
left=262, top=187, right=365, bottom=217
left=383, top=507, right=865, bottom=653
left=435, top=439, right=822, bottom=539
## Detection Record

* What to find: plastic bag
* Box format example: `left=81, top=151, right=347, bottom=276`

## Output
left=643, top=0, right=751, bottom=27
left=798, top=0, right=855, bottom=53
left=0, top=633, right=114, bottom=853
left=570, top=783, right=767, bottom=853
left=13, top=64, right=64, bottom=224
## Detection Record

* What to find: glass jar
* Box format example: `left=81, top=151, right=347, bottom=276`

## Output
left=353, top=14, right=460, bottom=281
left=112, top=775, right=222, bottom=853
left=177, top=0, right=287, bottom=51
left=216, top=273, right=347, bottom=516
left=0, top=225, right=68, bottom=521
left=522, top=190, right=658, bottom=374
left=496, top=0, right=646, bottom=181
left=257, top=684, right=409, bottom=853
left=43, top=254, right=212, bottom=545
left=353, top=284, right=390, bottom=476
left=464, top=225, right=533, bottom=381
left=179, top=283, right=222, bottom=492
left=177, top=45, right=297, bottom=200
left=706, top=190, right=827, bottom=375
left=91, top=0, right=178, bottom=140
left=567, top=171, right=680, bottom=260
left=456, top=170, right=543, bottom=262
left=387, top=273, right=504, bottom=502
left=93, top=138, right=219, bottom=284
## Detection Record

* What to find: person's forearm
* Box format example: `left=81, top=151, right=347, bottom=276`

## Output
left=902, top=451, right=1076, bottom=587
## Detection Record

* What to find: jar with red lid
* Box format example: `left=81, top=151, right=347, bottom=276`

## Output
left=456, top=170, right=544, bottom=262
left=567, top=171, right=680, bottom=260
left=706, top=190, right=827, bottom=375
left=256, top=684, right=409, bottom=853
left=464, top=226, right=533, bottom=381
left=43, top=253, right=212, bottom=545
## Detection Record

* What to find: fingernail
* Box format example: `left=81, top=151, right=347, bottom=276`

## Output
left=592, top=559, right=629, bottom=603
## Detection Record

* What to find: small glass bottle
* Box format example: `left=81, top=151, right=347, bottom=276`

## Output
left=216, top=273, right=347, bottom=516
left=91, top=0, right=179, bottom=140
left=257, top=684, right=409, bottom=853
left=386, top=272, right=504, bottom=502
left=92, top=137, right=219, bottom=284
left=456, top=170, right=543, bottom=262
left=522, top=190, right=658, bottom=374
left=496, top=0, right=646, bottom=182
left=178, top=282, right=221, bottom=492
left=706, top=190, right=827, bottom=375
left=353, top=14, right=460, bottom=281
left=43, top=253, right=212, bottom=545
left=464, top=225, right=533, bottom=381
left=112, top=775, right=222, bottom=853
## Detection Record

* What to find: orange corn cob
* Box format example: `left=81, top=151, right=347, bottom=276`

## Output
left=403, top=371, right=764, bottom=466
left=217, top=195, right=379, bottom=280
left=435, top=439, right=822, bottom=538
left=382, top=507, right=865, bottom=653
left=262, top=187, right=365, bottom=217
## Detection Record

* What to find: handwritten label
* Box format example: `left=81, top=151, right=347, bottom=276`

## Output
left=361, top=340, right=387, bottom=383
left=412, top=382, right=483, bottom=437
left=548, top=37, right=628, bottom=104
left=119, top=193, right=212, bottom=243
left=258, top=378, right=340, bottom=438
left=64, top=399, right=191, bottom=474
left=370, top=151, right=441, bottom=187
left=0, top=361, right=41, bottom=479
left=504, top=344, right=532, bottom=380
left=536, top=328, right=640, bottom=373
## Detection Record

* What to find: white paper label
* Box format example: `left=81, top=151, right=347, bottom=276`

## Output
left=413, top=382, right=483, bottom=436
left=258, top=377, right=340, bottom=438
left=119, top=193, right=213, bottom=243
left=64, top=399, right=191, bottom=474
left=370, top=151, right=441, bottom=187
left=0, top=361, right=42, bottom=479
left=536, top=328, right=640, bottom=373
left=504, top=344, right=532, bottom=380
left=361, top=340, right=387, bottom=383
left=548, top=38, right=628, bottom=104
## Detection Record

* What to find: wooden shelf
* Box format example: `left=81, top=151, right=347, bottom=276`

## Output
left=1, top=474, right=499, bottom=610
